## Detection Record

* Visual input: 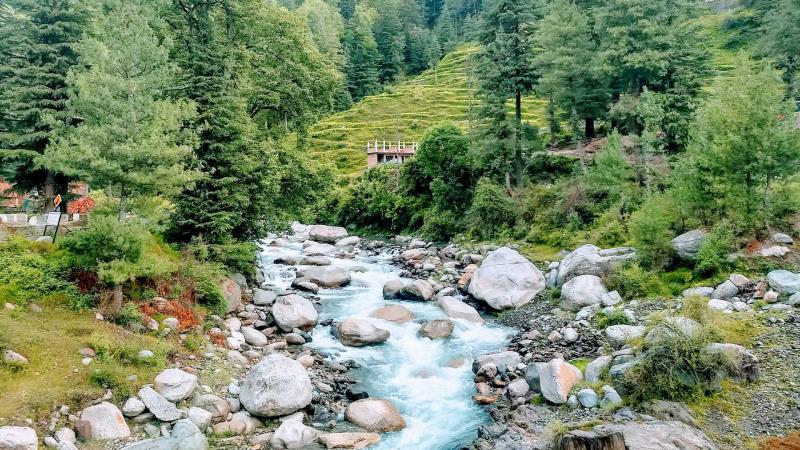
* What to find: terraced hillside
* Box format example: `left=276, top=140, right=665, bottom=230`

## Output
left=305, top=45, right=548, bottom=180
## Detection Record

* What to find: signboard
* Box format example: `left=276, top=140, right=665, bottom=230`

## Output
left=46, top=211, right=61, bottom=226
left=53, top=194, right=62, bottom=208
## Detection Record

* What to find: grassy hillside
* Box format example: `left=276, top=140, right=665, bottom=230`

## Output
left=305, top=45, right=548, bottom=180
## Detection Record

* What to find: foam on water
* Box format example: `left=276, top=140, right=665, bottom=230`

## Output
left=259, top=243, right=511, bottom=450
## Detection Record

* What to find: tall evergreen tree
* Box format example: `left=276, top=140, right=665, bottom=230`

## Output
left=0, top=0, right=84, bottom=207
left=477, top=0, right=539, bottom=187
left=344, top=4, right=381, bottom=101
left=759, top=0, right=800, bottom=101
left=373, top=3, right=406, bottom=83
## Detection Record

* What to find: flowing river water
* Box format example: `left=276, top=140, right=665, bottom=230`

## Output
left=258, top=241, right=512, bottom=450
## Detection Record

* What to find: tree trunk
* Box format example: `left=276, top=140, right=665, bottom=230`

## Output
left=111, top=283, right=124, bottom=313
left=548, top=97, right=557, bottom=149
left=514, top=91, right=524, bottom=187
left=119, top=186, right=127, bottom=223
left=43, top=171, right=55, bottom=210
left=585, top=117, right=596, bottom=140
left=504, top=172, right=511, bottom=192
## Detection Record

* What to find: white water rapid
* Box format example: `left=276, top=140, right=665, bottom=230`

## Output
left=259, top=242, right=512, bottom=450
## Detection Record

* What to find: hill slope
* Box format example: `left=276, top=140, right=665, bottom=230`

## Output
left=305, top=45, right=548, bottom=180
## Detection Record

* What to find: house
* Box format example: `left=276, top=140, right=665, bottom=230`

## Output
left=366, top=140, right=418, bottom=168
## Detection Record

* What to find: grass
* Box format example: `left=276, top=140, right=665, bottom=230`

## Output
left=300, top=44, right=549, bottom=181
left=0, top=299, right=174, bottom=424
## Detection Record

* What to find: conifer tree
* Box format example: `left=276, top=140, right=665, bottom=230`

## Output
left=344, top=4, right=381, bottom=101
left=759, top=0, right=800, bottom=100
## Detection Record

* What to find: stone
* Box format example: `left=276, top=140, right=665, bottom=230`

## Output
left=0, top=426, right=37, bottom=450
left=786, top=292, right=800, bottom=306
left=584, top=356, right=612, bottom=383
left=764, top=290, right=779, bottom=303
left=334, top=318, right=390, bottom=346
left=154, top=368, right=198, bottom=402
left=299, top=256, right=332, bottom=266
left=122, top=397, right=146, bottom=417
left=162, top=317, right=179, bottom=330
left=729, top=273, right=749, bottom=288
left=555, top=429, right=625, bottom=450
left=707, top=299, right=732, bottom=311
left=397, top=279, right=434, bottom=301
left=308, top=225, right=348, bottom=243
left=671, top=229, right=708, bottom=260
left=239, top=354, right=312, bottom=417
left=335, top=236, right=361, bottom=247
left=318, top=432, right=381, bottom=449
left=75, top=402, right=131, bottom=440
left=120, top=438, right=178, bottom=450
left=599, top=385, right=622, bottom=407
left=605, top=325, right=645, bottom=348
left=642, top=400, right=696, bottom=426
left=304, top=242, right=338, bottom=256
left=370, top=305, right=414, bottom=323
left=600, top=420, right=716, bottom=449
left=224, top=317, right=242, bottom=332
left=644, top=317, right=702, bottom=347
left=682, top=287, right=714, bottom=298
left=220, top=278, right=242, bottom=313
left=436, top=296, right=484, bottom=323
left=760, top=246, right=790, bottom=257
left=472, top=351, right=521, bottom=374
left=577, top=388, right=599, bottom=408
left=560, top=274, right=608, bottom=311
left=609, top=361, right=636, bottom=380
left=253, top=289, right=277, bottom=306
left=712, top=280, right=738, bottom=300
left=506, top=378, right=530, bottom=398
left=54, top=427, right=76, bottom=444
left=272, top=294, right=318, bottom=332
left=556, top=244, right=636, bottom=286
left=344, top=399, right=406, bottom=432
left=768, top=270, right=800, bottom=294
left=270, top=418, right=319, bottom=449
left=241, top=327, right=268, bottom=347
left=468, top=247, right=546, bottom=310
left=418, top=320, right=454, bottom=339
left=297, top=266, right=351, bottom=288
left=602, top=291, right=622, bottom=306
left=704, top=343, right=760, bottom=382
left=538, top=359, right=583, bottom=404
left=2, top=350, right=28, bottom=366
left=187, top=407, right=213, bottom=430
left=171, top=419, right=208, bottom=450
left=139, top=386, right=183, bottom=421
left=772, top=232, right=794, bottom=245
left=382, top=279, right=404, bottom=299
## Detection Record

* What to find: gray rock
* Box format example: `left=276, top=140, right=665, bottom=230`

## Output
left=139, top=386, right=183, bottom=422
left=472, top=351, right=521, bottom=374
left=468, top=247, right=546, bottom=310
left=220, top=278, right=242, bottom=313
left=577, top=388, right=599, bottom=408
left=54, top=427, right=75, bottom=444
left=704, top=343, right=760, bottom=382
left=334, top=318, right=390, bottom=346
left=562, top=327, right=579, bottom=343
left=239, top=354, right=312, bottom=417
left=538, top=359, right=583, bottom=404
left=584, top=355, right=612, bottom=383
left=344, top=399, right=406, bottom=432
left=605, top=325, right=645, bottom=348
left=436, top=296, right=484, bottom=323
left=297, top=266, right=350, bottom=288
left=707, top=299, right=732, bottom=311
left=371, top=305, right=414, bottom=323
left=122, top=397, right=146, bottom=417
left=786, top=292, right=800, bottom=306
left=602, top=290, right=622, bottom=306
left=599, top=385, right=622, bottom=407
left=253, top=289, right=277, bottom=306
left=298, top=256, right=331, bottom=266
left=171, top=419, right=208, bottom=450
left=671, top=229, right=708, bottom=260
left=0, top=426, right=37, bottom=450
left=120, top=438, right=178, bottom=450
left=768, top=270, right=800, bottom=295
left=682, top=287, right=714, bottom=298
left=599, top=420, right=716, bottom=449
left=154, top=368, right=197, bottom=402
left=712, top=280, right=739, bottom=300
left=418, top=320, right=454, bottom=339
left=272, top=294, right=318, bottom=332
left=644, top=317, right=702, bottom=347
left=2, top=350, right=28, bottom=366
left=303, top=242, right=337, bottom=256
left=308, top=225, right=348, bottom=243
left=232, top=273, right=248, bottom=289
left=560, top=275, right=608, bottom=311
left=56, top=442, right=79, bottom=450
left=75, top=402, right=131, bottom=440
left=772, top=232, right=794, bottom=245
left=192, top=394, right=230, bottom=421
left=642, top=400, right=696, bottom=426
left=241, top=327, right=268, bottom=347
left=557, top=244, right=636, bottom=286
left=506, top=378, right=530, bottom=397
left=187, top=407, right=213, bottom=430
left=524, top=362, right=547, bottom=393
left=397, top=279, right=434, bottom=301
left=334, top=236, right=361, bottom=247
left=609, top=361, right=636, bottom=380
left=270, top=418, right=319, bottom=449
left=382, top=279, right=404, bottom=299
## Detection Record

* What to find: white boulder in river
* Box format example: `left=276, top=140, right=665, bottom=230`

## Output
left=335, top=318, right=390, bottom=346
left=467, top=247, right=545, bottom=310
left=240, top=354, right=312, bottom=417
left=297, top=266, right=351, bottom=288
left=0, top=426, right=37, bottom=450
left=308, top=224, right=348, bottom=243
left=344, top=399, right=406, bottom=432
left=437, top=296, right=484, bottom=323
left=272, top=294, right=319, bottom=331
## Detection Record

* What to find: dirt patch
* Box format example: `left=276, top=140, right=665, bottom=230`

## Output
left=139, top=298, right=203, bottom=330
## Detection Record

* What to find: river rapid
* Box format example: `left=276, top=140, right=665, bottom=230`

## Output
left=258, top=241, right=512, bottom=450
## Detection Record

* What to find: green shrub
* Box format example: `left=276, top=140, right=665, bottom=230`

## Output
left=206, top=241, right=256, bottom=280
left=467, top=178, right=516, bottom=239
left=628, top=194, right=677, bottom=269
left=660, top=269, right=694, bottom=296
left=596, top=308, right=631, bottom=329
left=420, top=208, right=463, bottom=242
left=89, top=368, right=122, bottom=390
left=0, top=237, right=82, bottom=306
left=112, top=303, right=142, bottom=327
left=695, top=221, right=735, bottom=276
left=608, top=262, right=670, bottom=299
left=61, top=216, right=147, bottom=271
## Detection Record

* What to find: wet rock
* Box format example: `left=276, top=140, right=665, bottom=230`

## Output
left=139, top=386, right=183, bottom=422
left=297, top=266, right=351, bottom=288
left=154, top=368, right=198, bottom=402
left=397, top=279, right=434, bottom=301
left=560, top=275, right=608, bottom=311
left=418, top=320, right=454, bottom=339
left=437, top=296, right=484, bottom=323
left=344, top=399, right=406, bottom=432
left=382, top=279, right=404, bottom=299
left=272, top=294, right=319, bottom=332
left=308, top=225, right=348, bottom=244
left=671, top=229, right=708, bottom=261
left=557, top=244, right=636, bottom=286
left=75, top=402, right=131, bottom=440
left=299, top=256, right=331, bottom=266
left=538, top=359, right=583, bottom=404
left=334, top=318, right=390, bottom=346
left=468, top=247, right=546, bottom=310
left=371, top=305, right=414, bottom=323
left=318, top=432, right=381, bottom=449
left=0, top=426, right=37, bottom=450
left=240, top=354, right=313, bottom=417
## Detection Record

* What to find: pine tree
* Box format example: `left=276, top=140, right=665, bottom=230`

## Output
left=373, top=5, right=407, bottom=83
left=477, top=0, right=539, bottom=187
left=344, top=5, right=381, bottom=101
left=44, top=0, right=198, bottom=222
left=0, top=0, right=85, bottom=207
left=759, top=0, right=800, bottom=100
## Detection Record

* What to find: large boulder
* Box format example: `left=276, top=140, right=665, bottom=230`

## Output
left=240, top=354, right=313, bottom=417
left=308, top=225, right=348, bottom=244
left=556, top=244, right=636, bottom=286
left=382, top=279, right=404, bottom=299
left=270, top=418, right=319, bottom=449
left=171, top=419, right=208, bottom=450
left=139, top=386, right=183, bottom=422
left=297, top=267, right=351, bottom=288
left=344, top=399, right=406, bottom=432
left=0, top=426, right=37, bottom=450
left=644, top=317, right=702, bottom=347
left=220, top=278, right=242, bottom=314
left=241, top=327, right=269, bottom=346
left=767, top=270, right=800, bottom=295
left=559, top=275, right=608, bottom=311
left=605, top=325, right=646, bottom=348
left=318, top=432, right=381, bottom=449
left=537, top=359, right=583, bottom=404
left=75, top=402, right=131, bottom=440
left=599, top=420, right=716, bottom=450
left=704, top=343, right=760, bottom=382
left=335, top=318, right=390, bottom=346
left=467, top=247, right=545, bottom=310
left=418, top=320, right=454, bottom=339
left=304, top=242, right=338, bottom=256
left=472, top=351, right=521, bottom=374
left=371, top=305, right=415, bottom=323
left=299, top=256, right=331, bottom=266
left=437, top=296, right=484, bottom=323
left=397, top=279, right=434, bottom=301
left=671, top=229, right=708, bottom=261
left=272, top=294, right=318, bottom=331
left=584, top=356, right=613, bottom=384
left=154, top=368, right=197, bottom=402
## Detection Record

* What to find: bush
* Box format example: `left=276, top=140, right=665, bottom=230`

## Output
left=112, top=303, right=142, bottom=327
left=0, top=237, right=83, bottom=306
left=419, top=208, right=463, bottom=242
left=467, top=178, right=516, bottom=239
left=608, top=262, right=670, bottom=299
left=60, top=216, right=148, bottom=277
left=695, top=221, right=735, bottom=276
left=596, top=308, right=631, bottom=329
left=628, top=194, right=677, bottom=269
